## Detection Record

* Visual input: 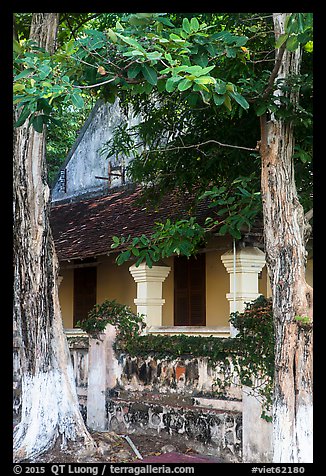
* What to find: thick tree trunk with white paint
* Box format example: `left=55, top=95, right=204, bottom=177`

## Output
left=13, top=13, right=95, bottom=461
left=260, top=13, right=313, bottom=463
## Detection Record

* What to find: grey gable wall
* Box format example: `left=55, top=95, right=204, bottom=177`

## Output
left=51, top=99, right=140, bottom=203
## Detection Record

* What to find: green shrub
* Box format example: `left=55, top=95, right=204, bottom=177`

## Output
left=77, top=299, right=146, bottom=344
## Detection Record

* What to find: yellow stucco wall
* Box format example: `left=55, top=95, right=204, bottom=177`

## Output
left=96, top=255, right=136, bottom=312
left=58, top=249, right=313, bottom=329
left=205, top=250, right=230, bottom=326
left=259, top=265, right=268, bottom=297
left=59, top=268, right=74, bottom=328
left=161, top=256, right=174, bottom=326
left=59, top=258, right=136, bottom=329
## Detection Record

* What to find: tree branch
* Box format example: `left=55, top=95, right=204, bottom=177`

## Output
left=73, top=74, right=167, bottom=89
left=262, top=42, right=287, bottom=99
left=62, top=13, right=101, bottom=40
left=73, top=76, right=119, bottom=89
left=144, top=139, right=257, bottom=155
left=305, top=208, right=313, bottom=222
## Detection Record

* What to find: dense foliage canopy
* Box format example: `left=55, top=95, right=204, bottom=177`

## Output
left=13, top=12, right=313, bottom=258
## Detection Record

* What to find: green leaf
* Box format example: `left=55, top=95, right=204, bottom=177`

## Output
left=229, top=91, right=249, bottom=110
left=14, top=104, right=31, bottom=127
left=256, top=104, right=267, bottom=116
left=39, top=64, right=51, bottom=80
left=165, top=75, right=181, bottom=92
left=156, top=16, right=175, bottom=28
left=164, top=52, right=173, bottom=64
left=182, top=18, right=191, bottom=34
left=194, top=76, right=215, bottom=85
left=286, top=35, right=299, bottom=51
left=223, top=95, right=232, bottom=111
left=275, top=33, right=288, bottom=49
left=145, top=253, right=153, bottom=268
left=233, top=36, right=248, bottom=47
left=31, top=114, right=46, bottom=133
left=193, top=82, right=209, bottom=93
left=200, top=65, right=216, bottom=76
left=213, top=93, right=225, bottom=106
left=107, top=28, right=117, bottom=43
left=146, top=51, right=162, bottom=62
left=14, top=68, right=34, bottom=80
left=215, top=82, right=226, bottom=94
left=186, top=92, right=199, bottom=106
left=70, top=91, right=84, bottom=109
left=141, top=64, right=158, bottom=85
left=122, top=50, right=145, bottom=58
left=225, top=47, right=236, bottom=58
left=116, top=250, right=131, bottom=265
left=178, top=78, right=193, bottom=91
left=190, top=17, right=200, bottom=32
left=132, top=247, right=140, bottom=257
left=127, top=63, right=142, bottom=79
left=219, top=224, right=228, bottom=235
left=157, top=78, right=166, bottom=93
left=192, top=52, right=209, bottom=67
left=115, top=32, right=146, bottom=52
left=230, top=228, right=242, bottom=239
left=169, top=33, right=183, bottom=42
left=129, top=15, right=152, bottom=26
left=237, top=187, right=251, bottom=197
left=13, top=39, right=23, bottom=54
left=144, top=82, right=153, bottom=94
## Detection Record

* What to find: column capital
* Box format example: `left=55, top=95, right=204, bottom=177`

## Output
left=129, top=262, right=171, bottom=283
left=221, top=246, right=266, bottom=337
left=221, top=247, right=265, bottom=274
left=129, top=262, right=171, bottom=327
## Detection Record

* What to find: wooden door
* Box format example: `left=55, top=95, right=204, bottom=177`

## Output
left=174, top=254, right=206, bottom=326
left=73, top=267, right=97, bottom=326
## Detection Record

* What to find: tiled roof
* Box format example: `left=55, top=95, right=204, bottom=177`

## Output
left=50, top=185, right=213, bottom=262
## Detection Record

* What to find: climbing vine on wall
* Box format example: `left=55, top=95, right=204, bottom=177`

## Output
left=228, top=295, right=274, bottom=420
left=79, top=295, right=274, bottom=419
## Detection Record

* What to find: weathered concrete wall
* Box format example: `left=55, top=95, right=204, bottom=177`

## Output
left=242, top=385, right=273, bottom=462
left=13, top=331, right=272, bottom=462
left=116, top=354, right=242, bottom=401
left=67, top=331, right=244, bottom=460
left=107, top=398, right=242, bottom=462
left=69, top=336, right=89, bottom=421
left=51, top=99, right=139, bottom=203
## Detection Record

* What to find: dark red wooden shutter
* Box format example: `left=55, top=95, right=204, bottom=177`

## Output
left=174, top=254, right=206, bottom=326
left=73, top=267, right=97, bottom=327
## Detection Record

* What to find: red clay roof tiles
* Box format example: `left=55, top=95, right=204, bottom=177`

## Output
left=50, top=185, right=212, bottom=262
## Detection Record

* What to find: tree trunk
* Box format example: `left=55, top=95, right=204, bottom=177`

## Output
left=13, top=13, right=95, bottom=461
left=260, top=13, right=313, bottom=463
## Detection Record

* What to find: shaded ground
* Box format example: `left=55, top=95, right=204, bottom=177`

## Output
left=30, top=431, right=226, bottom=463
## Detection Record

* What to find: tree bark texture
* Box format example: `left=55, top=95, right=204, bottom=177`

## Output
left=13, top=13, right=94, bottom=461
left=260, top=13, right=313, bottom=463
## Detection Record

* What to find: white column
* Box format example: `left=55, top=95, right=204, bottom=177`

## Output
left=87, top=324, right=117, bottom=431
left=221, top=246, right=265, bottom=336
left=242, top=384, right=273, bottom=462
left=129, top=262, right=171, bottom=328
